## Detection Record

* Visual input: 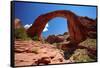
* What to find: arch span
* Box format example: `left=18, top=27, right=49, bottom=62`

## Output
left=27, top=10, right=96, bottom=44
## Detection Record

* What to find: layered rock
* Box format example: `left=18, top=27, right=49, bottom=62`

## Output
left=15, top=40, right=69, bottom=66
left=46, top=32, right=70, bottom=44
left=46, top=35, right=64, bottom=44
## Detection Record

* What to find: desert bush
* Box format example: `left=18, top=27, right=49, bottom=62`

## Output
left=80, top=38, right=96, bottom=46
left=69, top=49, right=94, bottom=62
left=79, top=38, right=96, bottom=49
left=32, top=34, right=39, bottom=41
left=15, top=27, right=31, bottom=40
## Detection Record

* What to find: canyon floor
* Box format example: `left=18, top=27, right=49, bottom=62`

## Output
left=14, top=38, right=96, bottom=66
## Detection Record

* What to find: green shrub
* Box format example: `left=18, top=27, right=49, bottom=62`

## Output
left=15, top=27, right=31, bottom=40
left=69, top=49, right=94, bottom=62
left=79, top=38, right=96, bottom=50
left=79, top=38, right=96, bottom=46
left=32, top=34, right=39, bottom=41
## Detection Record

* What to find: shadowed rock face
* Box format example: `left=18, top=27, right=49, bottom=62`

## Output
left=27, top=10, right=96, bottom=44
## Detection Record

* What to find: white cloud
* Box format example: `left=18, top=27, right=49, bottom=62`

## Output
left=24, top=24, right=32, bottom=29
left=43, top=23, right=49, bottom=32
left=24, top=23, right=49, bottom=32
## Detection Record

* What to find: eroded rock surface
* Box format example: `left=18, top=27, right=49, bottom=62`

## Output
left=15, top=40, right=70, bottom=66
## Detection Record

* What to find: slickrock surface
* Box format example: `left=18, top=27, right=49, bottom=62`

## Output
left=15, top=40, right=72, bottom=66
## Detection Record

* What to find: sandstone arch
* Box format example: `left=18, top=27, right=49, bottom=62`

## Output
left=27, top=10, right=96, bottom=44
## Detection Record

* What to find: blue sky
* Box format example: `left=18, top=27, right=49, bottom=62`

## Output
left=14, top=2, right=97, bottom=38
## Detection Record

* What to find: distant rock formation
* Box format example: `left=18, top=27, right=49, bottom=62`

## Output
left=14, top=18, right=23, bottom=29
left=46, top=35, right=64, bottom=44
left=46, top=32, right=70, bottom=44
left=27, top=10, right=96, bottom=44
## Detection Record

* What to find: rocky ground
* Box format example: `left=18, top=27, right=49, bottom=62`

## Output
left=14, top=18, right=97, bottom=67
left=15, top=40, right=75, bottom=66
left=14, top=38, right=96, bottom=66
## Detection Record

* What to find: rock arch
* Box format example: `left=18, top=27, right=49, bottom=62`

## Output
left=27, top=10, right=96, bottom=44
